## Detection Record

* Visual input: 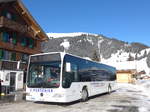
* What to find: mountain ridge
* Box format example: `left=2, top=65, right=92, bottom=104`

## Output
left=42, top=32, right=150, bottom=74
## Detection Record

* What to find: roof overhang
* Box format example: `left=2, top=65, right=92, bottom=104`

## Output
left=117, top=69, right=137, bottom=74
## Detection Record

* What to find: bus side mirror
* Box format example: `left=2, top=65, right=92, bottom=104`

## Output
left=66, top=63, right=71, bottom=72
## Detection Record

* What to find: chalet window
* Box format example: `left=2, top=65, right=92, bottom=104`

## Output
left=29, top=38, right=34, bottom=48
left=2, top=32, right=10, bottom=42
left=12, top=15, right=16, bottom=21
left=21, top=37, right=34, bottom=48
left=21, top=37, right=27, bottom=47
left=12, top=33, right=17, bottom=45
left=0, top=32, right=18, bottom=45
left=2, top=10, right=16, bottom=21
left=0, top=49, right=16, bottom=61
left=21, top=54, right=29, bottom=62
left=6, top=12, right=12, bottom=19
left=3, top=50, right=10, bottom=60
left=11, top=52, right=16, bottom=61
left=2, top=10, right=7, bottom=17
left=2, top=10, right=12, bottom=19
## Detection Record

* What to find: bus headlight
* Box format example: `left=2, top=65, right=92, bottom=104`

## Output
left=53, top=93, right=64, bottom=98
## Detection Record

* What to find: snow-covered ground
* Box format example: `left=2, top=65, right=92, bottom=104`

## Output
left=136, top=80, right=150, bottom=98
left=117, top=80, right=150, bottom=99
left=116, top=81, right=150, bottom=112
left=0, top=81, right=150, bottom=112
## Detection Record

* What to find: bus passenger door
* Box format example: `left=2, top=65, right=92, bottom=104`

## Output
left=65, top=62, right=81, bottom=99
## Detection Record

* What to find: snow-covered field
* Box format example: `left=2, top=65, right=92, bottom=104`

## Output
left=101, top=49, right=150, bottom=74
left=101, top=48, right=150, bottom=75
left=117, top=80, right=150, bottom=98
left=116, top=81, right=150, bottom=112
left=136, top=80, right=150, bottom=98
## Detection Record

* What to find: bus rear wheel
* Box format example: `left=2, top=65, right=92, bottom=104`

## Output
left=81, top=88, right=88, bottom=102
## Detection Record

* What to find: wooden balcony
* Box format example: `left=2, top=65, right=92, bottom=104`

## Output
left=0, top=41, right=41, bottom=54
left=0, top=16, right=36, bottom=38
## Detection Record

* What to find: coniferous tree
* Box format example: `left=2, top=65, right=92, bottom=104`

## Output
left=92, top=50, right=100, bottom=62
left=135, top=53, right=138, bottom=60
left=127, top=53, right=134, bottom=61
left=143, top=50, right=147, bottom=57
left=146, top=52, right=150, bottom=68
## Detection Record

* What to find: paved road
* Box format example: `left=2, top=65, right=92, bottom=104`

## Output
left=0, top=84, right=150, bottom=112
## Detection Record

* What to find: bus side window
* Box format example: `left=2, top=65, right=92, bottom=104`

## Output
left=63, top=63, right=79, bottom=88
left=71, top=64, right=78, bottom=82
left=65, top=63, right=78, bottom=82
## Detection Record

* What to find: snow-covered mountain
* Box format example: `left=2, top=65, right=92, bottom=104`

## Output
left=42, top=32, right=150, bottom=74
left=47, top=32, right=99, bottom=38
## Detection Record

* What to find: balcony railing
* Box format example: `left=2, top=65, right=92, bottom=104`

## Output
left=0, top=60, right=27, bottom=70
left=0, top=16, right=35, bottom=37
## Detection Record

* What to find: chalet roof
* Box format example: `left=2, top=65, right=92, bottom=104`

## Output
left=0, top=0, right=48, bottom=41
left=117, top=69, right=136, bottom=74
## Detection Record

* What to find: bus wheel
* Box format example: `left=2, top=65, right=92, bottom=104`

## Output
left=108, top=84, right=112, bottom=94
left=81, top=88, right=88, bottom=102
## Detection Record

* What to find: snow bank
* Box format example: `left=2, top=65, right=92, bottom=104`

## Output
left=117, top=80, right=150, bottom=99
left=136, top=80, right=150, bottom=98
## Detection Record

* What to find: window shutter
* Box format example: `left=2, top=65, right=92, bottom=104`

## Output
left=5, top=50, right=9, bottom=60
left=3, top=32, right=9, bottom=42
left=12, top=14, right=16, bottom=21
left=2, top=10, right=7, bottom=17
left=0, top=32, right=3, bottom=41
left=8, top=52, right=11, bottom=60
left=12, top=33, right=17, bottom=44
left=0, top=49, right=4, bottom=59
left=11, top=52, right=16, bottom=61
left=29, top=38, right=34, bottom=48
left=21, top=38, right=26, bottom=47
left=3, top=32, right=6, bottom=42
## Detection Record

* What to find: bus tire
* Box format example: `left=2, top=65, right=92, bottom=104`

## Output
left=81, top=88, right=88, bottom=102
left=108, top=84, right=112, bottom=94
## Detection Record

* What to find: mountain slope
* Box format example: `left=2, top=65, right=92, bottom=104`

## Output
left=41, top=32, right=150, bottom=74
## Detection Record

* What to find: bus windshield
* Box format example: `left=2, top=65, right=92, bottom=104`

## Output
left=27, top=53, right=61, bottom=88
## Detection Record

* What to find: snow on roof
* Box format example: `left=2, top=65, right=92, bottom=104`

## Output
left=47, top=32, right=99, bottom=38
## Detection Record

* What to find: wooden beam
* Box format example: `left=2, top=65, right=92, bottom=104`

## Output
left=21, top=11, right=26, bottom=15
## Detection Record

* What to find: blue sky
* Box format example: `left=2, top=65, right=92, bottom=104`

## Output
left=22, top=0, right=150, bottom=46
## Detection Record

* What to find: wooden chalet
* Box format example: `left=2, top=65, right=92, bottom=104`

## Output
left=0, top=0, right=48, bottom=63
left=0, top=0, right=48, bottom=82
left=116, top=70, right=136, bottom=83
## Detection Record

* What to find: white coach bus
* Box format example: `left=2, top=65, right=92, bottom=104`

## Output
left=26, top=52, right=116, bottom=103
